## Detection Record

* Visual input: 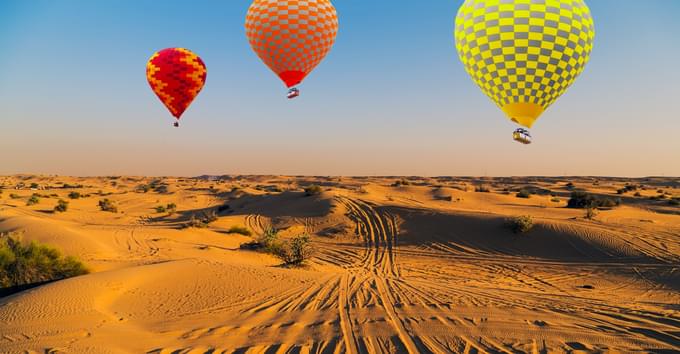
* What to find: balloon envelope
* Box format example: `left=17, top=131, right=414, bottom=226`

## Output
left=245, top=0, right=339, bottom=88
left=146, top=48, right=207, bottom=120
left=454, top=0, right=595, bottom=128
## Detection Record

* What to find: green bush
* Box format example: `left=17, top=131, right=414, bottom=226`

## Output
left=155, top=205, right=167, bottom=213
left=54, top=199, right=69, bottom=213
left=26, top=194, right=40, bottom=206
left=567, top=191, right=620, bottom=209
left=649, top=194, right=667, bottom=201
left=240, top=229, right=313, bottom=266
left=183, top=211, right=218, bottom=229
left=475, top=185, right=491, bottom=193
left=98, top=199, right=118, bottom=213
left=240, top=228, right=282, bottom=253
left=68, top=191, right=81, bottom=199
left=0, top=233, right=88, bottom=289
left=506, top=215, right=534, bottom=234
left=227, top=226, right=252, bottom=236
left=258, top=228, right=281, bottom=253
left=392, top=179, right=412, bottom=187
left=276, top=234, right=314, bottom=266
left=304, top=185, right=323, bottom=196
left=166, top=203, right=177, bottom=214
left=585, top=207, right=597, bottom=220
left=550, top=197, right=561, bottom=203
left=30, top=183, right=39, bottom=189
left=516, top=189, right=532, bottom=199
left=9, top=193, right=20, bottom=199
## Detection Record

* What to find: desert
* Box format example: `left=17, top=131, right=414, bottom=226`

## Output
left=1, top=175, right=679, bottom=353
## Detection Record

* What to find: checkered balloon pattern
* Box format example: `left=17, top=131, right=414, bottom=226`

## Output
left=146, top=48, right=207, bottom=119
left=245, top=0, right=338, bottom=88
left=455, top=0, right=595, bottom=128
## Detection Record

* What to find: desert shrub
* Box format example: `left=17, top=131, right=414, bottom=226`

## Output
left=567, top=191, right=620, bottom=209
left=475, top=185, right=491, bottom=193
left=516, top=189, right=532, bottom=199
left=650, top=194, right=668, bottom=201
left=617, top=184, right=639, bottom=195
left=634, top=192, right=642, bottom=197
left=54, top=199, right=69, bottom=213
left=304, top=185, right=323, bottom=196
left=68, top=191, right=81, bottom=199
left=276, top=234, right=314, bottom=266
left=240, top=228, right=282, bottom=252
left=61, top=183, right=83, bottom=189
left=258, top=228, right=281, bottom=253
left=669, top=198, right=680, bottom=206
left=155, top=205, right=167, bottom=213
left=26, top=194, right=40, bottom=206
left=551, top=197, right=561, bottom=203
left=584, top=207, right=597, bottom=220
left=98, top=199, right=118, bottom=213
left=202, top=210, right=218, bottom=223
left=506, top=215, right=534, bottom=234
left=0, top=233, right=88, bottom=289
left=154, top=184, right=169, bottom=194
left=166, top=203, right=177, bottom=214
left=392, top=179, right=411, bottom=187
left=29, top=183, right=39, bottom=189
left=184, top=211, right=218, bottom=228
left=9, top=193, right=20, bottom=199
left=227, top=226, right=252, bottom=236
left=565, top=182, right=575, bottom=190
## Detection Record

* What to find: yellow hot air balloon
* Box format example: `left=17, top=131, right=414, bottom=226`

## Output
left=454, top=0, right=595, bottom=144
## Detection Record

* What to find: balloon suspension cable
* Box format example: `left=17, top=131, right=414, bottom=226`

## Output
left=287, top=87, right=300, bottom=99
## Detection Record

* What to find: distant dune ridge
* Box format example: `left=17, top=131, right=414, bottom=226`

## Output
left=0, top=175, right=679, bottom=353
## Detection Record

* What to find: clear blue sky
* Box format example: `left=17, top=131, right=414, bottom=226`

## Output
left=1, top=0, right=679, bottom=176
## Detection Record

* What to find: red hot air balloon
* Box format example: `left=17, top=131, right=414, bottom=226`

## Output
left=245, top=0, right=339, bottom=99
left=146, top=48, right=207, bottom=127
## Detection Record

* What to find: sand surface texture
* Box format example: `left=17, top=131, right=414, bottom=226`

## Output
left=1, top=176, right=679, bottom=353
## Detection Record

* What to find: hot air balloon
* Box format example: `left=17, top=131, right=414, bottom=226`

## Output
left=146, top=48, right=207, bottom=127
left=245, top=0, right=339, bottom=99
left=454, top=0, right=595, bottom=144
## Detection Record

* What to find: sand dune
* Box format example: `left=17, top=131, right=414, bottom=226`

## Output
left=1, top=175, right=679, bottom=353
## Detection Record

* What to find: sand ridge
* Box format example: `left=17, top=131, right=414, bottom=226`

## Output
left=0, top=175, right=679, bottom=353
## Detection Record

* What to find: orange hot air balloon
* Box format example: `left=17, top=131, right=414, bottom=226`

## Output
left=245, top=0, right=338, bottom=99
left=146, top=48, right=207, bottom=127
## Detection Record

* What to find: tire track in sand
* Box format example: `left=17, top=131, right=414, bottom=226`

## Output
left=336, top=197, right=420, bottom=353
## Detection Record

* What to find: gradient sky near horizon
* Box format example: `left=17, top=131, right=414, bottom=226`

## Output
left=1, top=0, right=679, bottom=177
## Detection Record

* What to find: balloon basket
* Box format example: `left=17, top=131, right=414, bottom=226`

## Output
left=513, top=128, right=532, bottom=145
